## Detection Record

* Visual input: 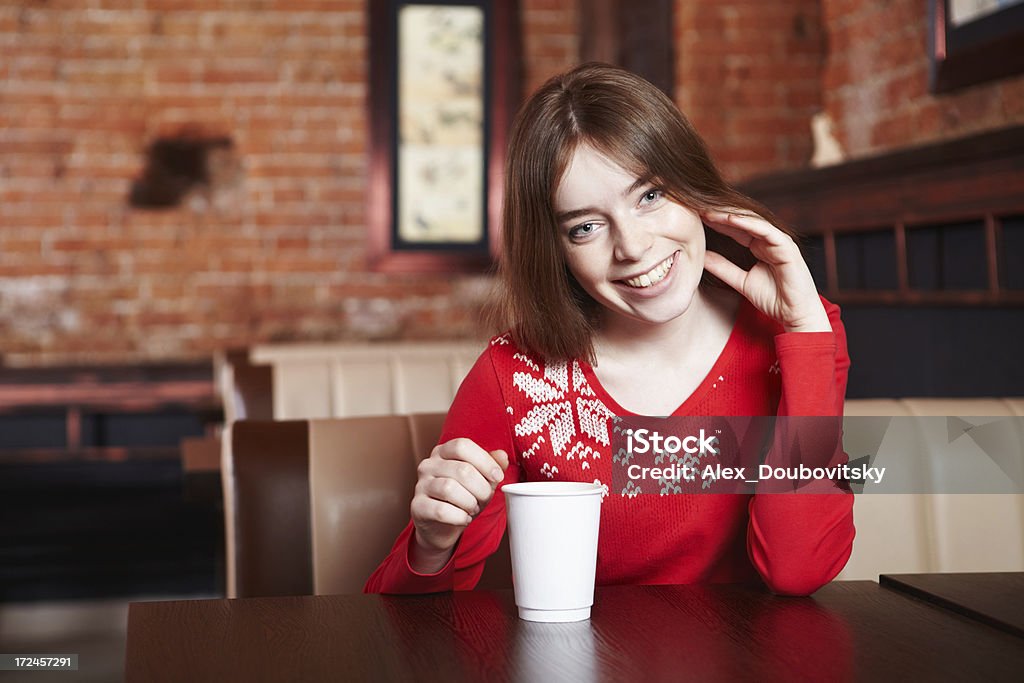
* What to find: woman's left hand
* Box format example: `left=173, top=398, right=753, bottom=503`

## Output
left=701, top=209, right=830, bottom=333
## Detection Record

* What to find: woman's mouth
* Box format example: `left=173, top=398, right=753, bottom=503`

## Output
left=621, top=253, right=676, bottom=288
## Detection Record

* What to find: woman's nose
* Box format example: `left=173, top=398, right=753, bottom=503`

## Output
left=612, top=221, right=653, bottom=262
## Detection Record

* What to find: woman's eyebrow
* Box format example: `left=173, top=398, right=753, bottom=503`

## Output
left=555, top=177, right=653, bottom=222
left=625, top=176, right=651, bottom=196
left=555, top=207, right=594, bottom=222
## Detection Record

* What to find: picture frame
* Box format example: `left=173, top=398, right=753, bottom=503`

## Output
left=367, top=0, right=520, bottom=272
left=929, top=0, right=1024, bottom=93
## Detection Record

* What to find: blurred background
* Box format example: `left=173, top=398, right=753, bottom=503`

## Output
left=1, top=0, right=1022, bottom=680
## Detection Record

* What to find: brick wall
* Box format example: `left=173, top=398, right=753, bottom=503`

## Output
left=675, top=0, right=1024, bottom=176
left=0, top=0, right=578, bottom=364
left=675, top=0, right=825, bottom=181
left=822, top=0, right=1024, bottom=158
left=522, top=0, right=579, bottom=94
left=3, top=0, right=1022, bottom=364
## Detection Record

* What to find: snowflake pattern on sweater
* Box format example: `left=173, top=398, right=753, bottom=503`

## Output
left=491, top=333, right=622, bottom=498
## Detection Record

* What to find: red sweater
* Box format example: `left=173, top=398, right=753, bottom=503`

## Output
left=365, top=297, right=854, bottom=596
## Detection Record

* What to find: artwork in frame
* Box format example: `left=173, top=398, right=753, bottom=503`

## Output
left=929, top=0, right=1024, bottom=93
left=368, top=0, right=520, bottom=272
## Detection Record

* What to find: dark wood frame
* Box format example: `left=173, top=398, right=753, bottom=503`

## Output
left=367, top=0, right=521, bottom=273
left=929, top=0, right=1024, bottom=93
left=0, top=363, right=220, bottom=464
left=741, top=125, right=1024, bottom=306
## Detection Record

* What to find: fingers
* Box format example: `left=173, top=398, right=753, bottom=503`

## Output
left=702, top=209, right=793, bottom=249
left=411, top=495, right=474, bottom=527
left=419, top=457, right=493, bottom=511
left=702, top=219, right=754, bottom=247
left=437, top=438, right=507, bottom=485
left=490, top=449, right=510, bottom=473
left=412, top=439, right=508, bottom=530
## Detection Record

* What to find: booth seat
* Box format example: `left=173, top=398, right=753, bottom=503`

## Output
left=838, top=398, right=1024, bottom=579
left=222, top=399, right=1024, bottom=597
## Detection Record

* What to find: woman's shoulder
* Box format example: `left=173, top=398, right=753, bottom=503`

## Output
left=481, top=332, right=590, bottom=403
left=484, top=331, right=556, bottom=368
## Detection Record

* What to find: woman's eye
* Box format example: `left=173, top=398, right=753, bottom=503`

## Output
left=569, top=222, right=597, bottom=240
left=641, top=189, right=663, bottom=205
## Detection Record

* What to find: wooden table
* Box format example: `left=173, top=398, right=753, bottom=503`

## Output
left=125, top=582, right=1024, bottom=682
left=880, top=572, right=1024, bottom=638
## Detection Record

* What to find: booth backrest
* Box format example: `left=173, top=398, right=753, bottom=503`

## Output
left=838, top=398, right=1024, bottom=580
left=222, top=420, right=311, bottom=598
left=223, top=412, right=512, bottom=598
left=247, top=341, right=482, bottom=419
left=308, top=413, right=446, bottom=596
left=223, top=399, right=1024, bottom=597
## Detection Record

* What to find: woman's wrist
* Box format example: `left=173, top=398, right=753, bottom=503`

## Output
left=783, top=319, right=831, bottom=334
left=409, top=532, right=456, bottom=575
left=782, top=303, right=831, bottom=333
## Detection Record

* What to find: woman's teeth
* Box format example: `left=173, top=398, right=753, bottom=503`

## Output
left=624, top=255, right=674, bottom=288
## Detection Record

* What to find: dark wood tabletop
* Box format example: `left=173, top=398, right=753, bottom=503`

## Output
left=125, top=581, right=1024, bottom=682
left=880, top=571, right=1024, bottom=638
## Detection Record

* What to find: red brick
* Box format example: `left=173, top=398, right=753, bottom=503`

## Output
left=870, top=115, right=913, bottom=149
left=876, top=35, right=928, bottom=73
left=0, top=239, right=42, bottom=256
left=2, top=209, right=66, bottom=227
left=0, top=139, right=74, bottom=155
left=883, top=69, right=927, bottom=111
left=201, top=66, right=280, bottom=84
left=0, top=264, right=75, bottom=277
left=153, top=66, right=197, bottom=84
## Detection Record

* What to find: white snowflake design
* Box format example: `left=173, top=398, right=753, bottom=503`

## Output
left=572, top=361, right=595, bottom=396
left=511, top=357, right=613, bottom=461
left=513, top=353, right=540, bottom=372
left=566, top=442, right=601, bottom=462
left=521, top=435, right=546, bottom=460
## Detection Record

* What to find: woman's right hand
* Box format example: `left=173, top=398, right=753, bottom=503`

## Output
left=408, top=438, right=509, bottom=574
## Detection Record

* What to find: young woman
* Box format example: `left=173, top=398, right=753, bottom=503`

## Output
left=366, top=63, right=854, bottom=596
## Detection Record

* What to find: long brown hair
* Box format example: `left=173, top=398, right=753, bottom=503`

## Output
left=488, top=62, right=791, bottom=362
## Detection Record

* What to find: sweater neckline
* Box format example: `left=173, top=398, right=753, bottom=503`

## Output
left=577, top=298, right=751, bottom=417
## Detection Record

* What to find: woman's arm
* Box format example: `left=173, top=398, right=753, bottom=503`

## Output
left=364, top=348, right=520, bottom=594
left=746, top=298, right=855, bottom=595
left=700, top=210, right=854, bottom=595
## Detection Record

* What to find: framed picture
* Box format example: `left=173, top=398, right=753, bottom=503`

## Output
left=929, top=0, right=1024, bottom=93
left=367, top=0, right=520, bottom=272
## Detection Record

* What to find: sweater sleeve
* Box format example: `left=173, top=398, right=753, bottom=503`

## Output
left=364, top=346, right=520, bottom=594
left=746, top=297, right=856, bottom=596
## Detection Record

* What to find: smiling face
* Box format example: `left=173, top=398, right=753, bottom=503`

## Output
left=554, top=143, right=707, bottom=330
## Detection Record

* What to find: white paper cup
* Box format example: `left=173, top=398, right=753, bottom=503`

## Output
left=501, top=481, right=603, bottom=622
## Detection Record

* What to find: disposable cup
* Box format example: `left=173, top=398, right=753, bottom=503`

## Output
left=501, top=481, right=603, bottom=622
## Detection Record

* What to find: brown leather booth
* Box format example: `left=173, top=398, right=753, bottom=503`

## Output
left=224, top=401, right=1024, bottom=595
left=222, top=413, right=512, bottom=597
